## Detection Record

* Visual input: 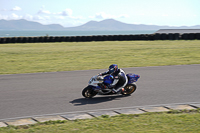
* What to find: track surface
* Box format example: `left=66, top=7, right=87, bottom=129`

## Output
left=0, top=65, right=199, bottom=120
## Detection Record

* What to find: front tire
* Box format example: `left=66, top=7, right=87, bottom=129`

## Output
left=121, top=84, right=137, bottom=95
left=82, top=86, right=97, bottom=98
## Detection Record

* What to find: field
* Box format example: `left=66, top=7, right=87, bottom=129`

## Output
left=0, top=40, right=200, bottom=74
left=0, top=110, right=200, bottom=133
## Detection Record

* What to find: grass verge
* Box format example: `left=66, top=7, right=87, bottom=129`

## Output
left=0, top=109, right=200, bottom=133
left=0, top=40, right=200, bottom=74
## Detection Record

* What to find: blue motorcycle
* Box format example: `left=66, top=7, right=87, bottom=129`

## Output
left=82, top=73, right=140, bottom=98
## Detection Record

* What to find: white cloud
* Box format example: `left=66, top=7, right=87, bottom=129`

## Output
left=90, top=12, right=113, bottom=19
left=23, top=14, right=33, bottom=20
left=0, top=6, right=22, bottom=11
left=57, top=8, right=73, bottom=16
left=0, top=7, right=83, bottom=27
left=54, top=9, right=83, bottom=20
left=11, top=6, right=22, bottom=11
left=33, top=15, right=51, bottom=21
left=37, top=8, right=74, bottom=17
left=90, top=12, right=129, bottom=19
left=38, top=9, right=51, bottom=14
left=0, top=13, right=22, bottom=20
left=33, top=15, right=46, bottom=20
left=11, top=13, right=21, bottom=19
left=37, top=6, right=51, bottom=15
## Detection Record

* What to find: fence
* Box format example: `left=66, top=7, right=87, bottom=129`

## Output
left=1, top=33, right=200, bottom=43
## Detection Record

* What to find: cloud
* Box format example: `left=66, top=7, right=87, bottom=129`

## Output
left=0, top=13, right=22, bottom=20
left=23, top=14, right=33, bottom=20
left=90, top=12, right=129, bottom=19
left=11, top=13, right=21, bottom=19
left=37, top=6, right=51, bottom=15
left=58, top=9, right=73, bottom=16
left=33, top=15, right=51, bottom=20
left=38, top=9, right=51, bottom=14
left=0, top=7, right=83, bottom=27
left=57, top=9, right=84, bottom=20
left=90, top=12, right=113, bottom=19
left=37, top=8, right=74, bottom=17
left=38, top=10, right=51, bottom=14
left=0, top=6, right=22, bottom=11
left=11, top=6, right=22, bottom=11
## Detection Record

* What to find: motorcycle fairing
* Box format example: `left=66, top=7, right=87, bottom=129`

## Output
left=103, top=75, right=114, bottom=85
left=126, top=73, right=140, bottom=84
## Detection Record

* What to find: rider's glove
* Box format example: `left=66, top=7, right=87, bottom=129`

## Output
left=98, top=73, right=102, bottom=76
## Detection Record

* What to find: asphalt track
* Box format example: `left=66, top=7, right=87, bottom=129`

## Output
left=0, top=65, right=199, bottom=120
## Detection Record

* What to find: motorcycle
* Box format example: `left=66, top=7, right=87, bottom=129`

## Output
left=82, top=73, right=140, bottom=98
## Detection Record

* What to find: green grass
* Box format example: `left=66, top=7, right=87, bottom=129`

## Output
left=0, top=109, right=200, bottom=133
left=0, top=40, right=200, bottom=74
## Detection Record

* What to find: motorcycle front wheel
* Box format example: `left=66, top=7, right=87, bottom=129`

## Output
left=121, top=84, right=137, bottom=95
left=82, top=86, right=97, bottom=98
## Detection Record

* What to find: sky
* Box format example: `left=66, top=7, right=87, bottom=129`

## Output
left=0, top=0, right=200, bottom=27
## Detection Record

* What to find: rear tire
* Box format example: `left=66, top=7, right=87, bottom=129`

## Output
left=82, top=86, right=97, bottom=98
left=121, top=84, right=137, bottom=95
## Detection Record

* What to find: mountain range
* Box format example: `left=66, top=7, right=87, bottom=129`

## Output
left=0, top=19, right=200, bottom=31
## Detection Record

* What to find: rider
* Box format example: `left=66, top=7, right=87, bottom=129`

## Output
left=99, top=64, right=128, bottom=93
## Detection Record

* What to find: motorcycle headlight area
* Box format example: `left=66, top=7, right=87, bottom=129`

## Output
left=89, top=78, right=95, bottom=84
left=89, top=76, right=103, bottom=84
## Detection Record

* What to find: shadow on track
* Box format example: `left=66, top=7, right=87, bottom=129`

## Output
left=70, top=95, right=130, bottom=106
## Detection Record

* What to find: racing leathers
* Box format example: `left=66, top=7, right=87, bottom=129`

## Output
left=100, top=68, right=128, bottom=93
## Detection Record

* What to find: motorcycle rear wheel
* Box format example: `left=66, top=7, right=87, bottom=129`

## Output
left=82, top=86, right=97, bottom=98
left=121, top=84, right=136, bottom=95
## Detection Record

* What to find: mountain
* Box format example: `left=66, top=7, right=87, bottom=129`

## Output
left=66, top=19, right=169, bottom=31
left=0, top=19, right=65, bottom=30
left=66, top=19, right=200, bottom=31
left=1, top=19, right=200, bottom=31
